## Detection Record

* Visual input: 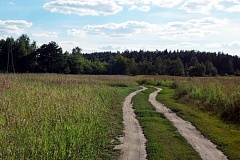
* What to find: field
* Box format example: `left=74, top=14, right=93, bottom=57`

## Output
left=1, top=74, right=240, bottom=159
left=0, top=74, right=136, bottom=159
left=138, top=76, right=240, bottom=125
left=174, top=77, right=240, bottom=123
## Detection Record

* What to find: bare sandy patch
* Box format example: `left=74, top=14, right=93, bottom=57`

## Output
left=115, top=86, right=148, bottom=160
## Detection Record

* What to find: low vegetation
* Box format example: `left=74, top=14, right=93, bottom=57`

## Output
left=174, top=77, right=240, bottom=124
left=132, top=87, right=201, bottom=160
left=137, top=76, right=240, bottom=125
left=136, top=76, right=240, bottom=159
left=1, top=74, right=240, bottom=159
left=157, top=87, right=240, bottom=160
left=0, top=74, right=135, bottom=159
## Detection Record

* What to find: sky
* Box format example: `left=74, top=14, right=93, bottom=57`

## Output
left=0, top=0, right=240, bottom=56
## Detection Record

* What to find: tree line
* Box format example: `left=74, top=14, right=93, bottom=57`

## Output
left=1, top=34, right=240, bottom=76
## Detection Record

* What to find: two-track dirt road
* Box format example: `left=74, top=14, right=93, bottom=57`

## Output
left=116, top=87, right=228, bottom=160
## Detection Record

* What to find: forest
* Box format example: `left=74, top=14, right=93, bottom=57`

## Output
left=1, top=34, right=240, bottom=76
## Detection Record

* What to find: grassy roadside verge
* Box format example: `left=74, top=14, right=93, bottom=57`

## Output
left=132, top=87, right=201, bottom=160
left=157, top=87, right=240, bottom=160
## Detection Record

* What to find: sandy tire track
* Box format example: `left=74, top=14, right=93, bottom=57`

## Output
left=115, top=86, right=148, bottom=160
left=149, top=87, right=228, bottom=160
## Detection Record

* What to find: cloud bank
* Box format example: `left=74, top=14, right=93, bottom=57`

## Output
left=44, top=0, right=240, bottom=16
left=0, top=20, right=32, bottom=38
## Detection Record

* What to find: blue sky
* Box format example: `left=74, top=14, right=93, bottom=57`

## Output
left=0, top=0, right=240, bottom=56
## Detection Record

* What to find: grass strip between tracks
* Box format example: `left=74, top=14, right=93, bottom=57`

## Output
left=132, top=87, right=201, bottom=160
left=157, top=87, right=240, bottom=160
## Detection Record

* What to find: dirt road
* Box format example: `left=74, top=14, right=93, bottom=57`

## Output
left=115, top=87, right=148, bottom=160
left=149, top=88, right=228, bottom=160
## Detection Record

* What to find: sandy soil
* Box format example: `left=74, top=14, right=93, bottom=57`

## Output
left=115, top=86, right=148, bottom=160
left=149, top=88, right=228, bottom=160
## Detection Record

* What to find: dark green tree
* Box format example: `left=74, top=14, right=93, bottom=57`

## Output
left=189, top=63, right=206, bottom=77
left=184, top=63, right=189, bottom=76
left=154, top=57, right=164, bottom=75
left=72, top=46, right=82, bottom=55
left=172, top=58, right=184, bottom=76
left=108, top=54, right=127, bottom=74
left=205, top=60, right=217, bottom=76
left=36, top=41, right=64, bottom=73
left=189, top=56, right=198, bottom=66
left=126, top=58, right=137, bottom=75
left=68, top=53, right=85, bottom=74
left=0, top=39, right=7, bottom=72
left=91, top=61, right=108, bottom=74
left=226, top=59, right=234, bottom=75
left=15, top=35, right=37, bottom=72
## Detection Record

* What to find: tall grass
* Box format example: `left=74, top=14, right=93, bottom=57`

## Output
left=0, top=74, right=134, bottom=159
left=174, top=77, right=240, bottom=124
left=137, top=78, right=177, bottom=88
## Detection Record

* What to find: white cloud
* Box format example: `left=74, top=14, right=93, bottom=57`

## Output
left=60, top=41, right=79, bottom=46
left=168, top=42, right=200, bottom=48
left=43, top=0, right=185, bottom=16
left=118, top=0, right=184, bottom=8
left=138, top=6, right=151, bottom=12
left=98, top=44, right=127, bottom=51
left=0, top=20, right=32, bottom=37
left=206, top=41, right=240, bottom=49
left=128, top=5, right=138, bottom=10
left=227, top=41, right=240, bottom=47
left=67, top=29, right=87, bottom=37
left=4, top=20, right=32, bottom=28
left=215, top=0, right=240, bottom=12
left=205, top=43, right=223, bottom=48
left=150, top=0, right=184, bottom=8
left=159, top=17, right=228, bottom=38
left=128, top=5, right=151, bottom=12
left=32, top=31, right=59, bottom=38
left=43, top=0, right=123, bottom=16
left=180, top=0, right=240, bottom=14
left=67, top=17, right=228, bottom=40
left=59, top=41, right=79, bottom=52
left=68, top=21, right=160, bottom=38
left=179, top=0, right=218, bottom=14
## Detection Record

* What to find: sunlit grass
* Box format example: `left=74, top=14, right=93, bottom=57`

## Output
left=157, top=87, right=240, bottom=160
left=0, top=74, right=135, bottom=159
left=174, top=77, right=240, bottom=123
left=132, top=88, right=201, bottom=160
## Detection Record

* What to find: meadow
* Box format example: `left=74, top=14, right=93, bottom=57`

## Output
left=0, top=74, right=136, bottom=159
left=1, top=74, right=240, bottom=159
left=174, top=77, right=240, bottom=124
left=138, top=76, right=240, bottom=125
left=136, top=76, right=240, bottom=159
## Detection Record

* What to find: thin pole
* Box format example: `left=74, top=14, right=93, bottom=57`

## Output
left=7, top=40, right=10, bottom=73
left=10, top=42, right=15, bottom=73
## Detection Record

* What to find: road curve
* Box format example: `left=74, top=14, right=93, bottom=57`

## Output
left=115, top=86, right=148, bottom=160
left=149, top=88, right=228, bottom=160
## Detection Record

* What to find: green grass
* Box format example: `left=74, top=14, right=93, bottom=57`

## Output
left=174, top=77, right=240, bottom=124
left=0, top=74, right=136, bottom=159
left=132, top=87, right=201, bottom=160
left=157, top=87, right=240, bottom=160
